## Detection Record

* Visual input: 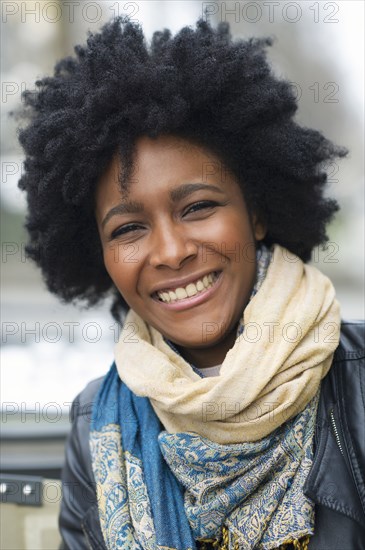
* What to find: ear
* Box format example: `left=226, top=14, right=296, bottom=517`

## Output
left=252, top=213, right=267, bottom=241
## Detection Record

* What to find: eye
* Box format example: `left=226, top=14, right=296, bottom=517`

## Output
left=110, top=223, right=144, bottom=239
left=183, top=200, right=219, bottom=216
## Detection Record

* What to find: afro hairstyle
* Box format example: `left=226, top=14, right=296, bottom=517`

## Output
left=17, top=17, right=347, bottom=320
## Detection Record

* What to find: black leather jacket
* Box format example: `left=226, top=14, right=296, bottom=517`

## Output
left=59, top=321, right=365, bottom=549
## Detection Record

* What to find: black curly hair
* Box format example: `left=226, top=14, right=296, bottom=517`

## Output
left=17, top=17, right=346, bottom=320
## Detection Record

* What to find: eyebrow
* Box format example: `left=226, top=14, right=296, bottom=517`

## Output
left=101, top=183, right=224, bottom=229
left=169, top=182, right=224, bottom=202
left=101, top=200, right=144, bottom=229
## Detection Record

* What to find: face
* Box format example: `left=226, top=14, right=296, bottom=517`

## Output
left=95, top=135, right=266, bottom=366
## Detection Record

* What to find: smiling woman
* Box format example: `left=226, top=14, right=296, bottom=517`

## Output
left=95, top=135, right=265, bottom=367
left=16, top=16, right=365, bottom=550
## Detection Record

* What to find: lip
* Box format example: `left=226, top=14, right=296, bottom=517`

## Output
left=152, top=271, right=223, bottom=311
left=150, top=269, right=221, bottom=295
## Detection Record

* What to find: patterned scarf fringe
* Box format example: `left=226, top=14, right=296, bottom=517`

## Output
left=198, top=526, right=311, bottom=550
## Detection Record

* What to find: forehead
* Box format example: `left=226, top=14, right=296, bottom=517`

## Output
left=96, top=135, right=230, bottom=200
left=129, top=135, right=226, bottom=182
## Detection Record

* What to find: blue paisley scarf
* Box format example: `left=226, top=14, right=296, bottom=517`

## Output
left=90, top=245, right=319, bottom=549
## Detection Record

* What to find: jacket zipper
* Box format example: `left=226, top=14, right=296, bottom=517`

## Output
left=329, top=409, right=344, bottom=456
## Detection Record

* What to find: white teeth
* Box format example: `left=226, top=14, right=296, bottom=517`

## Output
left=186, top=283, right=198, bottom=297
left=162, top=292, right=171, bottom=303
left=157, top=272, right=218, bottom=303
left=175, top=287, right=188, bottom=299
left=196, top=280, right=204, bottom=291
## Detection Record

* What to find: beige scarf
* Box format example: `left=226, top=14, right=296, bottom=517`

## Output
left=114, top=244, right=340, bottom=444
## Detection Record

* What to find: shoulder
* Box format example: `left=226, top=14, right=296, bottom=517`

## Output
left=70, top=375, right=105, bottom=421
left=325, top=320, right=365, bottom=403
left=306, top=320, right=365, bottom=532
left=60, top=374, right=107, bottom=549
left=62, top=374, right=106, bottom=484
left=321, top=320, right=364, bottom=402
left=334, top=320, right=365, bottom=362
left=319, top=320, right=365, bottom=490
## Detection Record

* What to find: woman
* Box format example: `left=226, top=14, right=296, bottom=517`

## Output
left=17, top=17, right=364, bottom=549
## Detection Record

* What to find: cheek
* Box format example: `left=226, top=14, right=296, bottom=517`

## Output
left=220, top=218, right=257, bottom=272
left=103, top=246, right=139, bottom=294
left=204, top=213, right=255, bottom=253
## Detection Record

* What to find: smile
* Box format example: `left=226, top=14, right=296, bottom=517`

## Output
left=156, top=271, right=219, bottom=303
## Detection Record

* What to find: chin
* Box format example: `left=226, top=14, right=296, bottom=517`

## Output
left=165, top=321, right=235, bottom=349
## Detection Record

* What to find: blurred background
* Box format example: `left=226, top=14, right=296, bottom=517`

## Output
left=1, top=0, right=364, bottom=441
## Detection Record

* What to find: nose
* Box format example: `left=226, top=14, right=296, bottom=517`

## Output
left=148, top=221, right=198, bottom=269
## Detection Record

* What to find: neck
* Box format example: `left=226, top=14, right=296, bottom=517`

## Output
left=175, top=325, right=238, bottom=369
